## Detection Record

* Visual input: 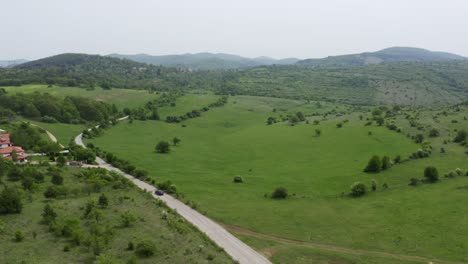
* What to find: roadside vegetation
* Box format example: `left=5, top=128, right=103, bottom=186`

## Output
left=0, top=160, right=234, bottom=264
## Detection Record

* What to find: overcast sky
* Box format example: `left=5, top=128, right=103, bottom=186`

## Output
left=1, top=0, right=468, bottom=60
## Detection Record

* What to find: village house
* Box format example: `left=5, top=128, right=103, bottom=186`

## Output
left=0, top=133, right=27, bottom=162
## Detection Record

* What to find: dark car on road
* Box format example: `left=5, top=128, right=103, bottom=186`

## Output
left=155, top=190, right=164, bottom=196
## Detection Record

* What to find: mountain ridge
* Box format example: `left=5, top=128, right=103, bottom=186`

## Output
left=297, top=47, right=467, bottom=67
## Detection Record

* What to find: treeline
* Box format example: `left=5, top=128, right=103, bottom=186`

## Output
left=0, top=89, right=118, bottom=124
left=126, top=92, right=182, bottom=121
left=165, top=96, right=228, bottom=123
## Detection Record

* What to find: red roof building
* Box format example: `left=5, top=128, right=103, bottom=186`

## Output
left=0, top=134, right=27, bottom=162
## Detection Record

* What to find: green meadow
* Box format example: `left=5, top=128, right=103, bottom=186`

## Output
left=89, top=94, right=468, bottom=263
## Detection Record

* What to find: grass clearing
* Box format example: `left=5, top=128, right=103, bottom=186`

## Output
left=88, top=94, right=468, bottom=262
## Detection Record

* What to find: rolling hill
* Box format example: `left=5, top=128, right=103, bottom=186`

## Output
left=3, top=53, right=184, bottom=89
left=297, top=47, right=466, bottom=67
left=108, top=53, right=299, bottom=70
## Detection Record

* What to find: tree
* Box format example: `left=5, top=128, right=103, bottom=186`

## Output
left=429, top=128, right=440, bottom=137
left=453, top=130, right=467, bottom=143
left=21, top=177, right=34, bottom=191
left=315, top=128, right=321, bottom=137
left=155, top=141, right=170, bottom=154
left=266, top=117, right=276, bottom=125
left=296, top=112, right=306, bottom=121
left=56, top=154, right=66, bottom=167
left=375, top=116, right=385, bottom=126
left=150, top=108, right=160, bottom=120
left=414, top=134, right=424, bottom=143
left=51, top=174, right=64, bottom=185
left=42, top=204, right=57, bottom=224
left=289, top=116, right=299, bottom=125
left=364, top=155, right=381, bottom=173
left=0, top=188, right=23, bottom=214
left=350, top=182, right=367, bottom=197
left=271, top=187, right=288, bottom=199
left=381, top=156, right=391, bottom=170
left=98, top=193, right=108, bottom=208
left=424, top=166, right=439, bottom=183
left=172, top=137, right=181, bottom=146
left=11, top=150, right=18, bottom=162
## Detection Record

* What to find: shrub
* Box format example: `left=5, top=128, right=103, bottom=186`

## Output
left=350, top=182, right=367, bottom=197
left=371, top=180, right=377, bottom=191
left=409, top=178, right=420, bottom=186
left=51, top=174, right=64, bottom=185
left=42, top=204, right=57, bottom=224
left=155, top=141, right=170, bottom=154
left=364, top=155, right=381, bottom=173
left=455, top=168, right=463, bottom=176
left=0, top=188, right=22, bottom=214
left=120, top=211, right=137, bottom=227
left=381, top=156, right=391, bottom=170
left=233, top=176, right=243, bottom=183
left=414, top=134, right=424, bottom=143
left=135, top=240, right=156, bottom=258
left=453, top=130, right=467, bottom=143
left=127, top=241, right=134, bottom=250
left=424, top=166, right=439, bottom=183
left=271, top=187, right=288, bottom=199
left=429, top=128, right=440, bottom=137
left=98, top=193, right=109, bottom=208
left=14, top=230, right=24, bottom=242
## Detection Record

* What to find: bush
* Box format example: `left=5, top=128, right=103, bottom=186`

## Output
left=44, top=185, right=67, bottom=199
left=364, top=155, right=381, bottom=173
left=429, top=128, right=440, bottom=137
left=51, top=174, right=64, bottom=185
left=409, top=178, right=420, bottom=186
left=453, top=130, right=467, bottom=143
left=135, top=240, right=156, bottom=258
left=271, top=187, right=288, bottom=199
left=233, top=176, right=243, bottom=183
left=14, top=230, right=24, bottom=242
left=424, top=166, right=439, bottom=183
left=155, top=141, right=170, bottom=154
left=120, top=211, right=137, bottom=227
left=381, top=156, right=391, bottom=170
left=350, top=182, right=367, bottom=197
left=0, top=188, right=22, bottom=214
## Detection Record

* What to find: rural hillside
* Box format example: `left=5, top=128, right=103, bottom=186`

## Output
left=108, top=53, right=300, bottom=70
left=2, top=50, right=468, bottom=106
left=297, top=47, right=467, bottom=67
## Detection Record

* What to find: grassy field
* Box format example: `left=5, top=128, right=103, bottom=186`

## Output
left=27, top=120, right=84, bottom=146
left=88, top=94, right=468, bottom=263
left=0, top=166, right=234, bottom=264
left=2, top=84, right=160, bottom=109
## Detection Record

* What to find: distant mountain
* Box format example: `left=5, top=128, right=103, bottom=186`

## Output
left=108, top=53, right=299, bottom=70
left=297, top=47, right=467, bottom=67
left=0, top=59, right=28, bottom=68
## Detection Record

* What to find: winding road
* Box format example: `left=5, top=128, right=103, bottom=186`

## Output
left=74, top=117, right=271, bottom=264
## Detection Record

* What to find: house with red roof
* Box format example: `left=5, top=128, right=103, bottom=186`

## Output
left=0, top=134, right=27, bottom=162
